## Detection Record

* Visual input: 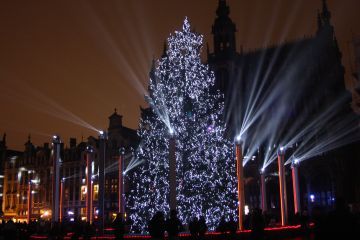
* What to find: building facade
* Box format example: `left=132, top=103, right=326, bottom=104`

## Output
left=208, top=0, right=360, bottom=215
left=1, top=110, right=139, bottom=223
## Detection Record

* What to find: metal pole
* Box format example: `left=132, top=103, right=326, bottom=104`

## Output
left=291, top=160, right=301, bottom=215
left=260, top=170, right=267, bottom=212
left=27, top=181, right=32, bottom=223
left=98, top=131, right=106, bottom=234
left=52, top=135, right=61, bottom=223
left=86, top=145, right=94, bottom=223
left=118, top=148, right=125, bottom=214
left=236, top=142, right=245, bottom=230
left=60, top=178, right=64, bottom=222
left=169, top=135, right=176, bottom=211
left=277, top=149, right=288, bottom=226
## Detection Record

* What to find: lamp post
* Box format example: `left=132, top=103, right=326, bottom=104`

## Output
left=118, top=147, right=125, bottom=214
left=260, top=168, right=267, bottom=213
left=291, top=159, right=301, bottom=215
left=52, top=135, right=61, bottom=223
left=235, top=137, right=245, bottom=230
left=60, top=178, right=64, bottom=222
left=169, top=129, right=176, bottom=211
left=27, top=181, right=32, bottom=223
left=86, top=145, right=94, bottom=223
left=277, top=147, right=288, bottom=226
left=98, top=131, right=106, bottom=234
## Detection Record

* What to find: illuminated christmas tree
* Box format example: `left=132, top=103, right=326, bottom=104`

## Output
left=128, top=18, right=237, bottom=232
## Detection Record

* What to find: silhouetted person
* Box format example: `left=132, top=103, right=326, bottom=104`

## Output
left=198, top=216, right=207, bottom=238
left=188, top=217, right=199, bottom=240
left=2, top=220, right=17, bottom=239
left=72, top=217, right=83, bottom=240
left=166, top=210, right=183, bottom=240
left=112, top=212, right=125, bottom=240
left=227, top=217, right=237, bottom=238
left=148, top=211, right=165, bottom=240
left=250, top=208, right=265, bottom=240
left=216, top=216, right=227, bottom=233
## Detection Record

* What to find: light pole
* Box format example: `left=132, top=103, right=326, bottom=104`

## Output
left=52, top=135, right=61, bottom=223
left=277, top=147, right=288, bottom=226
left=85, top=145, right=94, bottom=223
left=118, top=147, right=125, bottom=214
left=235, top=137, right=245, bottom=230
left=169, top=129, right=176, bottom=211
left=60, top=178, right=64, bottom=222
left=98, top=131, right=106, bottom=234
left=291, top=158, right=301, bottom=215
left=27, top=181, right=32, bottom=223
left=260, top=168, right=267, bottom=213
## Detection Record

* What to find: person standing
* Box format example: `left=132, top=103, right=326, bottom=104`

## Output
left=148, top=211, right=166, bottom=240
left=166, top=210, right=183, bottom=240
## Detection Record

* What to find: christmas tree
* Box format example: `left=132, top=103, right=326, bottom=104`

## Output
left=128, top=18, right=237, bottom=232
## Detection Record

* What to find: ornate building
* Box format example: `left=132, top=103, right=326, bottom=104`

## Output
left=1, top=110, right=138, bottom=222
left=208, top=0, right=360, bottom=215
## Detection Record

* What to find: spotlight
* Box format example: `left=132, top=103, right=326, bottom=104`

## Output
left=169, top=128, right=174, bottom=135
left=235, top=135, right=241, bottom=143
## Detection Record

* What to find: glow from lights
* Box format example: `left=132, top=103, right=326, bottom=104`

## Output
left=31, top=179, right=40, bottom=184
left=128, top=18, right=236, bottom=232
left=244, top=205, right=249, bottom=215
left=310, top=194, right=315, bottom=202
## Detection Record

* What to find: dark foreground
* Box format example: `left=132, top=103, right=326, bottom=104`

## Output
left=24, top=225, right=312, bottom=240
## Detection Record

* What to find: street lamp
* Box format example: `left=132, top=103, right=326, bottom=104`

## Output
left=52, top=135, right=61, bottom=223
left=119, top=147, right=125, bottom=214
left=277, top=146, right=288, bottom=226
left=85, top=145, right=94, bottom=223
left=260, top=167, right=267, bottom=213
left=235, top=136, right=245, bottom=231
left=291, top=158, right=301, bottom=215
left=98, top=131, right=106, bottom=234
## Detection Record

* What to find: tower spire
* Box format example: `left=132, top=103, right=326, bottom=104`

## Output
left=216, top=0, right=230, bottom=18
left=321, top=0, right=331, bottom=25
left=317, top=10, right=322, bottom=32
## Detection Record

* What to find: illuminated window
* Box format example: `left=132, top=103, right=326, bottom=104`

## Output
left=80, top=186, right=86, bottom=201
left=93, top=184, right=99, bottom=200
left=111, top=179, right=118, bottom=193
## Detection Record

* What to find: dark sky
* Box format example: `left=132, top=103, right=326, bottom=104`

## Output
left=0, top=0, right=359, bottom=151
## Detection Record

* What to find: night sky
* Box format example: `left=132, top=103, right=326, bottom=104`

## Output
left=0, top=0, right=359, bottom=151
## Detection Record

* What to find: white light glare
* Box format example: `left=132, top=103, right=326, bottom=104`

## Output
left=280, top=146, right=285, bottom=151
left=260, top=167, right=265, bottom=173
left=310, top=194, right=315, bottom=202
left=245, top=205, right=249, bottom=215
left=99, top=130, right=104, bottom=135
left=169, top=128, right=174, bottom=135
left=236, top=135, right=241, bottom=142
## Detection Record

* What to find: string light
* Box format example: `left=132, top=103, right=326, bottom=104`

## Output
left=128, top=17, right=237, bottom=232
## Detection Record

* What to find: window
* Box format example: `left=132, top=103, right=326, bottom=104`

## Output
left=93, top=184, right=99, bottom=200
left=80, top=186, right=86, bottom=201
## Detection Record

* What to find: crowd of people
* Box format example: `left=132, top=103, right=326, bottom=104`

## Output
left=0, top=199, right=360, bottom=239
